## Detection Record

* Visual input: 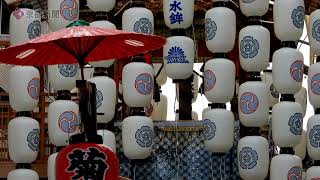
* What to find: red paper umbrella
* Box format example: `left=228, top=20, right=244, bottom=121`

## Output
left=0, top=26, right=165, bottom=66
left=55, top=143, right=119, bottom=180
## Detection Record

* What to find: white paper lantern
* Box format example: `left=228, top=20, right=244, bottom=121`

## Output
left=122, top=7, right=154, bottom=34
left=163, top=0, right=194, bottom=29
left=10, top=8, right=41, bottom=45
left=88, top=76, right=116, bottom=123
left=97, top=130, right=116, bottom=153
left=261, top=71, right=279, bottom=107
left=205, top=7, right=236, bottom=53
left=239, top=0, right=269, bottom=17
left=9, top=66, right=40, bottom=112
left=89, top=21, right=116, bottom=68
left=238, top=81, right=269, bottom=127
left=203, top=109, right=234, bottom=153
left=123, top=62, right=154, bottom=107
left=87, top=0, right=115, bottom=12
left=272, top=101, right=303, bottom=147
left=204, top=58, right=235, bottom=103
left=122, top=116, right=154, bottom=159
left=48, top=100, right=79, bottom=146
left=48, top=153, right=57, bottom=180
left=295, top=87, right=307, bottom=117
left=309, top=10, right=320, bottom=56
left=270, top=154, right=302, bottom=180
left=7, top=169, right=39, bottom=180
left=308, top=62, right=320, bottom=108
left=238, top=136, right=269, bottom=180
left=153, top=63, right=167, bottom=86
left=163, top=36, right=194, bottom=80
left=307, top=115, right=320, bottom=160
left=273, top=0, right=305, bottom=41
left=294, top=130, right=306, bottom=160
left=48, top=64, right=79, bottom=91
left=176, top=73, right=198, bottom=103
left=8, top=117, right=39, bottom=163
left=272, top=48, right=304, bottom=94
left=152, top=94, right=168, bottom=121
left=239, top=25, right=270, bottom=72
left=48, top=0, right=79, bottom=31
left=306, top=166, right=320, bottom=180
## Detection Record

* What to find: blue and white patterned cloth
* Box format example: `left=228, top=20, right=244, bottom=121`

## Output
left=115, top=122, right=240, bottom=180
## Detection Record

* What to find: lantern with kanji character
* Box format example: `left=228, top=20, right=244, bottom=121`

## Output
left=163, top=0, right=194, bottom=29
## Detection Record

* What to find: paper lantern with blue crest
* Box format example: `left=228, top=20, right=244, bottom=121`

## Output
left=48, top=0, right=79, bottom=31
left=8, top=117, right=39, bottom=163
left=10, top=8, right=41, bottom=45
left=273, top=0, right=305, bottom=41
left=163, top=0, right=194, bottom=29
left=9, top=66, right=40, bottom=112
left=309, top=10, right=320, bottom=56
left=270, top=154, right=302, bottom=180
left=48, top=100, right=79, bottom=146
left=204, top=58, right=235, bottom=103
left=88, top=76, right=116, bottom=123
left=122, top=7, right=154, bottom=34
left=48, top=64, right=79, bottom=91
left=238, top=81, right=269, bottom=127
left=203, top=108, right=234, bottom=153
left=238, top=136, right=269, bottom=180
left=205, top=6, right=236, bottom=53
left=308, top=62, right=320, bottom=108
left=122, top=62, right=154, bottom=107
left=122, top=116, right=154, bottom=159
left=307, top=115, right=320, bottom=161
left=163, top=36, right=194, bottom=80
left=272, top=101, right=303, bottom=147
left=239, top=25, right=270, bottom=72
left=272, top=48, right=304, bottom=94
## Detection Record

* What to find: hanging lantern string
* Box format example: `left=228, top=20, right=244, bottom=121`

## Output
left=114, top=0, right=133, bottom=17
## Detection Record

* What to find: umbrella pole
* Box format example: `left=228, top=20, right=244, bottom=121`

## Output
left=80, top=65, right=85, bottom=80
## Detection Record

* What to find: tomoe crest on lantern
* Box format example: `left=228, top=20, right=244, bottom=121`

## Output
left=291, top=6, right=305, bottom=29
left=133, top=18, right=153, bottom=34
left=66, top=147, right=109, bottom=179
left=240, top=92, right=259, bottom=114
left=239, top=147, right=258, bottom=170
left=60, top=0, right=78, bottom=21
left=58, top=111, right=78, bottom=134
left=203, top=119, right=216, bottom=141
left=27, top=128, right=39, bottom=151
left=205, top=18, right=217, bottom=41
left=288, top=166, right=302, bottom=180
left=27, top=77, right=40, bottom=100
left=204, top=69, right=216, bottom=92
left=134, top=73, right=154, bottom=95
left=240, top=36, right=259, bottom=59
left=312, top=19, right=320, bottom=42
left=290, top=60, right=304, bottom=82
left=309, top=125, right=320, bottom=148
left=288, top=113, right=303, bottom=136
left=135, top=126, right=153, bottom=147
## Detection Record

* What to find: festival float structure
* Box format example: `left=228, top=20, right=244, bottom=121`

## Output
left=270, top=0, right=305, bottom=179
